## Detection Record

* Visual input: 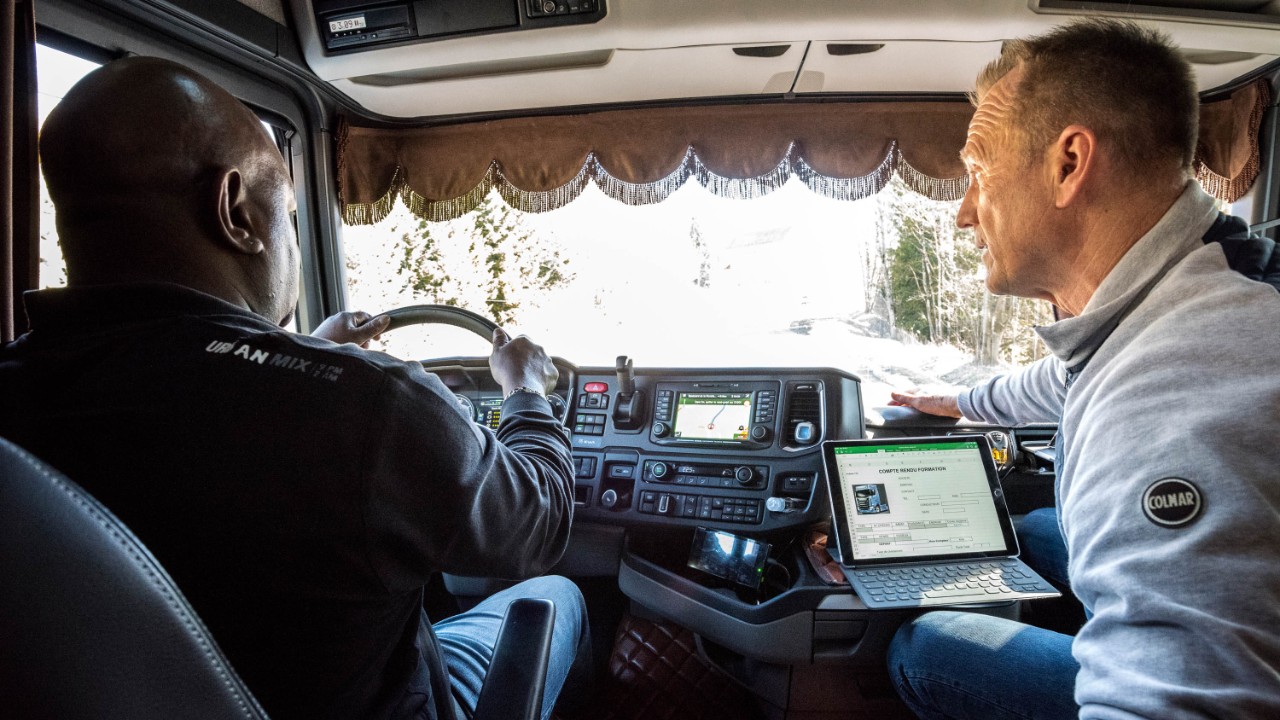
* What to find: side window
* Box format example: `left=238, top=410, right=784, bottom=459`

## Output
left=259, top=117, right=302, bottom=333
left=36, top=44, right=100, bottom=289
left=262, top=120, right=290, bottom=166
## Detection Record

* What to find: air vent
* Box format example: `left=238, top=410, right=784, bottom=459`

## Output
left=1182, top=49, right=1262, bottom=64
left=733, top=45, right=792, bottom=58
left=826, top=43, right=885, bottom=56
left=784, top=382, right=823, bottom=447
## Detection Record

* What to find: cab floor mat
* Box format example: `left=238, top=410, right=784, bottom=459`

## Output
left=590, top=612, right=763, bottom=720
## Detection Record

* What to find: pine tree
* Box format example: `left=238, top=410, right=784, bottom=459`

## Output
left=878, top=179, right=1050, bottom=366
left=690, top=219, right=711, bottom=288
left=394, top=193, right=573, bottom=326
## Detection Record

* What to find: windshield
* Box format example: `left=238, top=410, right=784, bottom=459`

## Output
left=343, top=176, right=1051, bottom=408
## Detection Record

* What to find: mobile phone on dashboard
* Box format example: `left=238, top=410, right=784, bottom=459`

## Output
left=687, top=528, right=771, bottom=589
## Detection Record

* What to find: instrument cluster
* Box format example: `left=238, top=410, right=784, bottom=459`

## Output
left=453, top=392, right=569, bottom=429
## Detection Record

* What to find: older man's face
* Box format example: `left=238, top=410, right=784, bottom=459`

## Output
left=956, top=66, right=1057, bottom=300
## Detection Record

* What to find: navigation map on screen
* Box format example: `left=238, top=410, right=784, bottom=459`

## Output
left=673, top=392, right=751, bottom=441
left=832, top=441, right=1007, bottom=561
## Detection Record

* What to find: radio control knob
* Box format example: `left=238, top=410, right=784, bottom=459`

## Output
left=600, top=488, right=618, bottom=509
left=751, top=425, right=770, bottom=442
left=735, top=466, right=754, bottom=484
left=651, top=462, right=669, bottom=480
left=653, top=422, right=669, bottom=438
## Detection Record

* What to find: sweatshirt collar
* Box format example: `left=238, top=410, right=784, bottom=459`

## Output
left=1035, top=182, right=1220, bottom=371
left=22, top=282, right=279, bottom=335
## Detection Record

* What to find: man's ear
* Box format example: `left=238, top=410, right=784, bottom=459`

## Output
left=214, top=167, right=264, bottom=255
left=1050, top=124, right=1096, bottom=209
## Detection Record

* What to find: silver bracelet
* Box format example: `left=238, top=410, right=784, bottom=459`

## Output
left=505, top=386, right=545, bottom=399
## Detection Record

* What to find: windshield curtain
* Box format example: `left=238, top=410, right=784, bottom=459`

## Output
left=338, top=79, right=1269, bottom=227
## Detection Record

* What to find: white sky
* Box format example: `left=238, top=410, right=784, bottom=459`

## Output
left=37, top=44, right=102, bottom=289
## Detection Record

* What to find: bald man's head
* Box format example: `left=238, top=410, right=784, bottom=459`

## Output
left=40, top=56, right=299, bottom=324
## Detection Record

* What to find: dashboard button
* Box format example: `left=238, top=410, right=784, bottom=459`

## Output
left=782, top=475, right=811, bottom=492
left=681, top=496, right=698, bottom=517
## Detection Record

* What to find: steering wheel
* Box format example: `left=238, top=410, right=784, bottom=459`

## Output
left=382, top=304, right=499, bottom=339
left=378, top=304, right=570, bottom=421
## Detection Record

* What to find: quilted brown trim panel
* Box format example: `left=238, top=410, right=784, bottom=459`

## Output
left=592, top=613, right=761, bottom=720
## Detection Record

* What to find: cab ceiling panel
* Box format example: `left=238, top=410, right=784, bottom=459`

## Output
left=288, top=0, right=1280, bottom=118
left=803, top=39, right=1276, bottom=95
left=1184, top=49, right=1280, bottom=90
left=291, top=0, right=1055, bottom=86
left=334, top=44, right=805, bottom=117
left=800, top=42, right=1006, bottom=94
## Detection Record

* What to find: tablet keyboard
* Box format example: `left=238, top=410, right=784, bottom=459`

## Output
left=851, top=559, right=1057, bottom=606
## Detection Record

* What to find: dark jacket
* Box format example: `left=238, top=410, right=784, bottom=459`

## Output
left=1202, top=211, right=1280, bottom=290
left=0, top=282, right=575, bottom=720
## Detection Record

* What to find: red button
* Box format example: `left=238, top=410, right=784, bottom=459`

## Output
left=584, top=382, right=608, bottom=393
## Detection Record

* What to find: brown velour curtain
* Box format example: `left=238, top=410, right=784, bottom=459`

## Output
left=337, top=77, right=1273, bottom=226
left=1195, top=78, right=1272, bottom=205
left=337, top=100, right=975, bottom=224
left=2, top=0, right=38, bottom=342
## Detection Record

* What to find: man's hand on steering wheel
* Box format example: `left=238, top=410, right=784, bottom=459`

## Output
left=312, top=311, right=391, bottom=348
left=332, top=304, right=559, bottom=398
left=489, top=328, right=558, bottom=397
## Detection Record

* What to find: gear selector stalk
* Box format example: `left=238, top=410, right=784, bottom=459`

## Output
left=612, top=355, right=646, bottom=431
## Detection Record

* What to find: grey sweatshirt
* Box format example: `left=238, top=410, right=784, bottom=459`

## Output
left=957, top=183, right=1280, bottom=719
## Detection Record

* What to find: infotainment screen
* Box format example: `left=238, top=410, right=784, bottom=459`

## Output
left=672, top=392, right=752, bottom=441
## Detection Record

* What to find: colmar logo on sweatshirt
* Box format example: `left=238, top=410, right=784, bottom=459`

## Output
left=1142, top=478, right=1202, bottom=528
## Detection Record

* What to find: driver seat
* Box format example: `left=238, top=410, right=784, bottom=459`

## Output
left=0, top=437, right=555, bottom=720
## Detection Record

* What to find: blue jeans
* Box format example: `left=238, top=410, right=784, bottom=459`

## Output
left=888, top=611, right=1079, bottom=720
left=433, top=575, right=589, bottom=720
left=1017, top=508, right=1069, bottom=588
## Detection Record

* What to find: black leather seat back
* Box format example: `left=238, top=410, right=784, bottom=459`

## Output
left=0, top=437, right=270, bottom=720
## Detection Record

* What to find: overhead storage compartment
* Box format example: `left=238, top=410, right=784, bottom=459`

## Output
left=313, top=0, right=605, bottom=53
